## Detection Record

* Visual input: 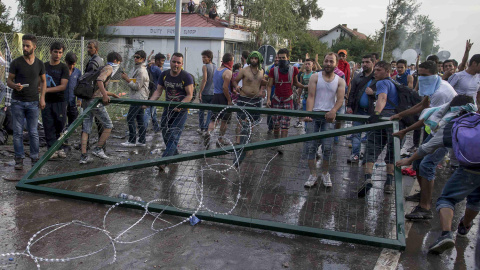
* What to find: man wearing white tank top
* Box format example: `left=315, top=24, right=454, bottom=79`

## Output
left=303, top=53, right=346, bottom=188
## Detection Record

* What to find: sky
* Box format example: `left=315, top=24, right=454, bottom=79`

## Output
left=4, top=0, right=480, bottom=61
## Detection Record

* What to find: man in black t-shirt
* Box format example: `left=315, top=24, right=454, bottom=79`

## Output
left=42, top=42, right=69, bottom=157
left=6, top=34, right=46, bottom=170
left=148, top=52, right=194, bottom=171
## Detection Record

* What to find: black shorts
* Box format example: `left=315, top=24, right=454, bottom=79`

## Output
left=236, top=95, right=262, bottom=123
left=211, top=93, right=232, bottom=121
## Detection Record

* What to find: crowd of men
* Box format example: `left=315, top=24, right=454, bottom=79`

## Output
left=2, top=34, right=480, bottom=256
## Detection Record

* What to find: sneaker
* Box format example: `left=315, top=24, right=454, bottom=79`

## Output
left=121, top=142, right=137, bottom=147
left=136, top=142, right=146, bottom=147
left=196, top=128, right=203, bottom=134
left=92, top=147, right=109, bottom=159
left=79, top=154, right=90, bottom=164
left=405, top=206, right=433, bottom=220
left=347, top=154, right=359, bottom=163
left=57, top=149, right=67, bottom=158
left=304, top=174, right=317, bottom=188
left=321, top=173, right=332, bottom=187
left=357, top=178, right=373, bottom=197
left=457, top=217, right=473, bottom=237
left=428, top=232, right=455, bottom=254
left=50, top=152, right=59, bottom=159
left=294, top=122, right=303, bottom=128
left=384, top=178, right=394, bottom=194
left=405, top=192, right=421, bottom=202
left=14, top=158, right=23, bottom=170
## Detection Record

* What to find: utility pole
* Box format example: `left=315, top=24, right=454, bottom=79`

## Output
left=174, top=0, right=182, bottom=53
left=380, top=0, right=391, bottom=61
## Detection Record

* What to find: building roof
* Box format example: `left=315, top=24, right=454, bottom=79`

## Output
left=309, top=24, right=367, bottom=40
left=111, top=12, right=229, bottom=28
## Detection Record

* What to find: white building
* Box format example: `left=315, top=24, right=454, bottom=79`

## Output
left=308, top=24, right=367, bottom=47
left=104, top=12, right=252, bottom=76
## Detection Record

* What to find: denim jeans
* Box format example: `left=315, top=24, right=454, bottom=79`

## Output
left=160, top=107, right=187, bottom=157
left=198, top=94, right=213, bottom=131
left=303, top=118, right=335, bottom=160
left=11, top=99, right=39, bottom=159
left=143, top=106, right=161, bottom=133
left=351, top=109, right=369, bottom=156
left=127, top=105, right=146, bottom=144
left=413, top=134, right=448, bottom=181
left=41, top=101, right=67, bottom=149
left=365, top=110, right=396, bottom=164
left=436, top=167, right=480, bottom=212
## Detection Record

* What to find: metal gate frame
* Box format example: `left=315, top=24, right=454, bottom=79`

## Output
left=16, top=98, right=406, bottom=250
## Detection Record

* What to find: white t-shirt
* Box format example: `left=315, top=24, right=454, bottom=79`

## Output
left=448, top=70, right=480, bottom=101
left=313, top=72, right=340, bottom=112
left=429, top=80, right=457, bottom=107
left=238, top=5, right=244, bottom=16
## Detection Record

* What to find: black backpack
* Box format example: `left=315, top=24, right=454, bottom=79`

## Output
left=74, top=66, right=106, bottom=100
left=385, top=78, right=422, bottom=127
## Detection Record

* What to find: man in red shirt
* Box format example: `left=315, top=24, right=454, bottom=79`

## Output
left=337, top=49, right=351, bottom=86
left=266, top=48, right=305, bottom=153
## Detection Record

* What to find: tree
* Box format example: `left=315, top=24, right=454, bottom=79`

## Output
left=18, top=0, right=175, bottom=38
left=245, top=0, right=323, bottom=48
left=0, top=2, right=14, bottom=32
left=406, top=15, right=440, bottom=60
left=330, top=37, right=382, bottom=63
left=290, top=32, right=328, bottom=62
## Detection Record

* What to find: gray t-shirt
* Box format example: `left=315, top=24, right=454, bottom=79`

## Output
left=203, top=63, right=215, bottom=95
left=429, top=80, right=457, bottom=107
left=448, top=70, right=480, bottom=101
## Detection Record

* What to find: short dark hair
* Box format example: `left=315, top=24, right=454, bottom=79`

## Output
left=134, top=50, right=147, bottom=60
left=172, top=52, right=184, bottom=59
left=305, top=58, right=313, bottom=62
left=201, top=50, right=213, bottom=60
left=277, top=48, right=289, bottom=58
left=241, top=50, right=250, bottom=60
left=22, top=34, right=37, bottom=45
left=396, top=59, right=407, bottom=66
left=362, top=54, right=374, bottom=63
left=233, top=63, right=242, bottom=71
left=452, top=59, right=459, bottom=67
left=418, top=60, right=438, bottom=75
left=154, top=53, right=166, bottom=61
left=443, top=59, right=455, bottom=68
left=222, top=53, right=233, bottom=63
left=106, top=51, right=122, bottom=63
left=426, top=54, right=439, bottom=64
left=438, top=61, right=443, bottom=65
left=375, top=61, right=391, bottom=71
left=391, top=60, right=397, bottom=64
left=87, top=40, right=99, bottom=50
left=371, top=52, right=379, bottom=59
left=65, top=52, right=77, bottom=65
left=450, top=94, right=474, bottom=108
left=469, top=54, right=480, bottom=66
left=50, top=41, right=65, bottom=52
left=324, top=52, right=338, bottom=62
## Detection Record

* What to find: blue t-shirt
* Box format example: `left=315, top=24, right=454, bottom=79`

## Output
left=149, top=65, right=163, bottom=85
left=359, top=79, right=373, bottom=109
left=376, top=79, right=399, bottom=110
left=64, top=67, right=81, bottom=106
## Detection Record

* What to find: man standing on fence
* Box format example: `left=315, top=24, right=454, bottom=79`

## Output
left=7, top=34, right=46, bottom=170
left=303, top=53, right=346, bottom=188
left=43, top=42, right=69, bottom=159
left=266, top=48, right=305, bottom=153
left=148, top=52, right=194, bottom=172
left=80, top=52, right=122, bottom=164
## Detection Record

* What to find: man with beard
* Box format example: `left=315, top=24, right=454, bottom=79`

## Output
left=43, top=42, right=69, bottom=158
left=303, top=53, right=346, bottom=188
left=7, top=34, right=46, bottom=170
left=231, top=51, right=265, bottom=164
left=266, top=49, right=305, bottom=151
left=346, top=54, right=376, bottom=164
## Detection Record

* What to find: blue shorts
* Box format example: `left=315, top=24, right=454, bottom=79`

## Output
left=82, top=99, right=113, bottom=134
left=412, top=135, right=447, bottom=181
left=436, top=167, right=480, bottom=212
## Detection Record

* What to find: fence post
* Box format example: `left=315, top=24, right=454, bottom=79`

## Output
left=80, top=36, right=85, bottom=74
left=184, top=47, right=188, bottom=71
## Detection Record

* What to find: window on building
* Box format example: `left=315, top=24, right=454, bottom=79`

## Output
left=126, top=38, right=133, bottom=45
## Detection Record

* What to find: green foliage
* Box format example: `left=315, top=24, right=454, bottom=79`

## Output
left=406, top=15, right=440, bottom=60
left=330, top=37, right=382, bottom=63
left=291, top=32, right=328, bottom=62
left=18, top=0, right=176, bottom=38
left=0, top=2, right=14, bottom=32
left=245, top=0, right=323, bottom=47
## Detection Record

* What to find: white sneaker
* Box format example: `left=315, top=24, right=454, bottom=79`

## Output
left=321, top=173, right=332, bottom=187
left=304, top=174, right=317, bottom=188
left=121, top=142, right=137, bottom=147
left=92, top=147, right=109, bottom=159
left=136, top=142, right=146, bottom=147
left=196, top=129, right=203, bottom=134
left=57, top=149, right=67, bottom=158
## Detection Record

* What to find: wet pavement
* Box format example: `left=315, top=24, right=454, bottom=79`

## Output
left=0, top=109, right=478, bottom=269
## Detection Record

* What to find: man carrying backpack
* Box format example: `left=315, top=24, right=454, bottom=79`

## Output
left=79, top=52, right=122, bottom=164
left=357, top=61, right=399, bottom=197
left=120, top=50, right=149, bottom=147
left=391, top=61, right=457, bottom=220
left=395, top=95, right=477, bottom=254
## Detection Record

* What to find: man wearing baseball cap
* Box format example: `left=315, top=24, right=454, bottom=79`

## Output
left=337, top=50, right=351, bottom=86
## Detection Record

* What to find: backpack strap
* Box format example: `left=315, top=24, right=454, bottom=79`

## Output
left=274, top=66, right=294, bottom=86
